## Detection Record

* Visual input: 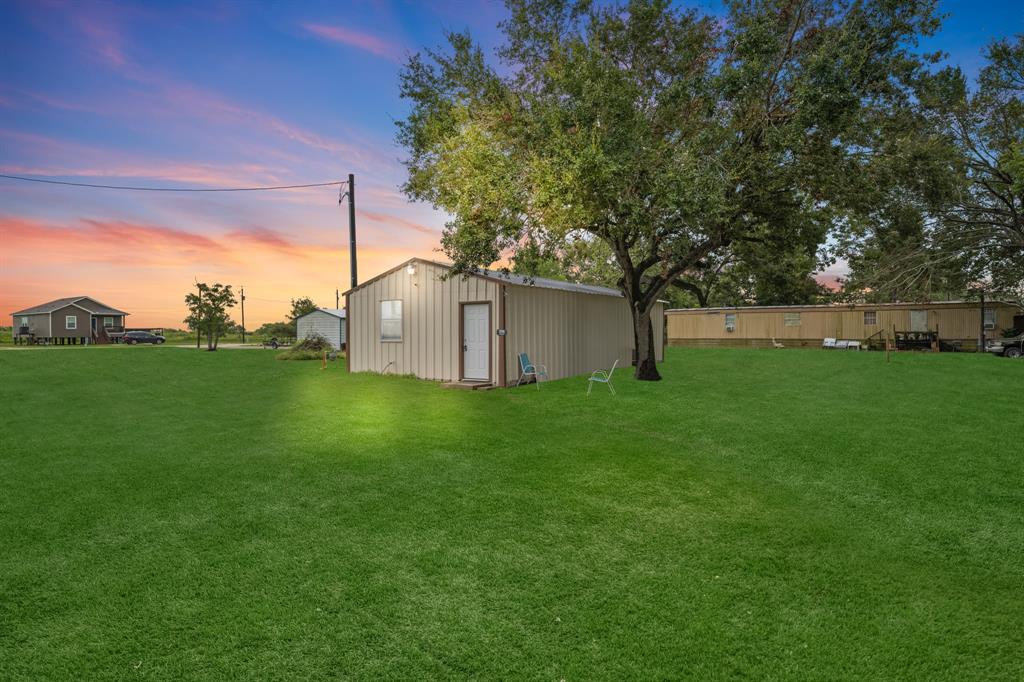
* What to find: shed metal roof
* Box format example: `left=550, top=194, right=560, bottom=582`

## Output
left=345, top=258, right=624, bottom=299
left=296, top=308, right=346, bottom=320
left=12, top=296, right=129, bottom=316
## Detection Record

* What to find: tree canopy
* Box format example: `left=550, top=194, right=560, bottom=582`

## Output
left=398, top=0, right=942, bottom=379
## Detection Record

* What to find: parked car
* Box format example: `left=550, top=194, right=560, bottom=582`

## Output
left=987, top=334, right=1023, bottom=358
left=124, top=331, right=166, bottom=345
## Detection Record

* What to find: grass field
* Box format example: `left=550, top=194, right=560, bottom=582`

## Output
left=1, top=347, right=1021, bottom=679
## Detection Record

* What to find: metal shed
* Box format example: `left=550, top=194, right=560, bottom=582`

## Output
left=344, top=258, right=664, bottom=387
left=295, top=308, right=347, bottom=350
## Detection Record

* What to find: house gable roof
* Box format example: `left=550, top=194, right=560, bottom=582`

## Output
left=297, top=308, right=346, bottom=320
left=344, top=257, right=624, bottom=299
left=12, top=296, right=129, bottom=316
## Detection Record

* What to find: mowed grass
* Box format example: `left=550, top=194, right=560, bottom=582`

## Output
left=0, top=347, right=1021, bottom=680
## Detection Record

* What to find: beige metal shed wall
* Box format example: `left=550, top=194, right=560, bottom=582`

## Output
left=348, top=261, right=500, bottom=381
left=667, top=303, right=1018, bottom=344
left=504, top=288, right=663, bottom=384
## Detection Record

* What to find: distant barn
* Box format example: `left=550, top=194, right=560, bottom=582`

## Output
left=11, top=296, right=129, bottom=345
left=295, top=308, right=347, bottom=350
left=344, top=258, right=664, bottom=387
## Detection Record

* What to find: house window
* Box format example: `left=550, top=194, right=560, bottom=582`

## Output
left=724, top=313, right=736, bottom=332
left=380, top=300, right=402, bottom=341
left=103, top=317, right=114, bottom=327
left=19, top=316, right=28, bottom=326
left=984, top=308, right=997, bottom=330
left=864, top=311, right=877, bottom=325
left=784, top=312, right=801, bottom=327
left=65, top=315, right=77, bottom=330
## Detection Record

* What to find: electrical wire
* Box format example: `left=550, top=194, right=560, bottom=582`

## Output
left=0, top=174, right=346, bottom=192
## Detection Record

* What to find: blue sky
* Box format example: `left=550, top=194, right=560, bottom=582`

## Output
left=0, top=0, right=1020, bottom=324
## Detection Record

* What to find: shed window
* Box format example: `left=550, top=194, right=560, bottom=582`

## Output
left=103, top=317, right=114, bottom=327
left=724, top=313, right=736, bottom=332
left=380, top=300, right=402, bottom=341
left=864, top=311, right=877, bottom=325
left=65, top=315, right=77, bottom=330
left=784, top=312, right=801, bottom=327
left=19, top=316, right=28, bottom=326
left=983, top=308, right=997, bottom=330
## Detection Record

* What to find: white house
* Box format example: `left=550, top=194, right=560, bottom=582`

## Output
left=295, top=308, right=347, bottom=350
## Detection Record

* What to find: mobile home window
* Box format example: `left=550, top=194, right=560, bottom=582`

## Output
left=863, top=311, right=877, bottom=325
left=380, top=300, right=402, bottom=341
left=103, top=317, right=114, bottom=327
left=983, top=308, right=997, bottom=330
left=724, top=313, right=736, bottom=332
left=65, top=315, right=77, bottom=330
left=19, top=316, right=28, bottom=326
left=784, top=312, right=801, bottom=327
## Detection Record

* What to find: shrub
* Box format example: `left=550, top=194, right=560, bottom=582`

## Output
left=292, top=333, right=334, bottom=352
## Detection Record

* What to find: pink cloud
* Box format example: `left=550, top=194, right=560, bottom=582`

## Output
left=303, top=23, right=404, bottom=63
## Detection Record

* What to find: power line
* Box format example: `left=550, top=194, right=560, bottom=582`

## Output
left=0, top=173, right=346, bottom=192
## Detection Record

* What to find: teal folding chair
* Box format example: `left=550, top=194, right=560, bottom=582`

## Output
left=587, top=359, right=619, bottom=396
left=516, top=352, right=548, bottom=389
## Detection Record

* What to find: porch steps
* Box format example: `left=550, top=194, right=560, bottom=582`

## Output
left=441, top=381, right=494, bottom=390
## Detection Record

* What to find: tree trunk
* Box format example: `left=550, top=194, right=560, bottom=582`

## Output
left=633, top=305, right=661, bottom=381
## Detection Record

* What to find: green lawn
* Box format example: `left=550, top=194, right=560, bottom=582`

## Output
left=1, top=347, right=1021, bottom=679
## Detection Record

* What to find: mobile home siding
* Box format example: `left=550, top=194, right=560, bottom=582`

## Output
left=667, top=302, right=1019, bottom=348
left=347, top=261, right=501, bottom=381
left=296, top=311, right=346, bottom=350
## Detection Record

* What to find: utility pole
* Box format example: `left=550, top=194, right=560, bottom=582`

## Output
left=979, top=288, right=985, bottom=353
left=195, top=280, right=201, bottom=350
left=240, top=286, right=246, bottom=344
left=341, top=173, right=357, bottom=289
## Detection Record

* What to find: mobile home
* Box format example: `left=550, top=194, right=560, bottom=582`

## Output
left=666, top=300, right=1022, bottom=350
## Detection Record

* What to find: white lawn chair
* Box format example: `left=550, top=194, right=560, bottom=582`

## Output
left=772, top=337, right=785, bottom=348
left=822, top=338, right=837, bottom=349
left=587, top=359, right=619, bottom=397
left=847, top=340, right=861, bottom=351
left=516, top=352, right=548, bottom=389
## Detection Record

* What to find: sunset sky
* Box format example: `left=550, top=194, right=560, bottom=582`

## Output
left=1, top=0, right=1020, bottom=328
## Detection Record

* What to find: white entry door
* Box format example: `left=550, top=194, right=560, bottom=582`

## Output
left=463, top=303, right=490, bottom=381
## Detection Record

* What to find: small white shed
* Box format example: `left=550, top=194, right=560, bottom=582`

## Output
left=295, top=308, right=347, bottom=350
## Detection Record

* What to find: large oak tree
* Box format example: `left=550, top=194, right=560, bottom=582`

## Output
left=398, top=0, right=940, bottom=379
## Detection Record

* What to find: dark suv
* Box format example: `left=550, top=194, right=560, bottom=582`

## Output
left=987, top=333, right=1023, bottom=358
left=124, top=331, right=166, bottom=345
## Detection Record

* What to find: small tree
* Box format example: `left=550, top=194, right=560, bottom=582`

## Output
left=287, top=297, right=319, bottom=323
left=184, top=283, right=237, bottom=351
